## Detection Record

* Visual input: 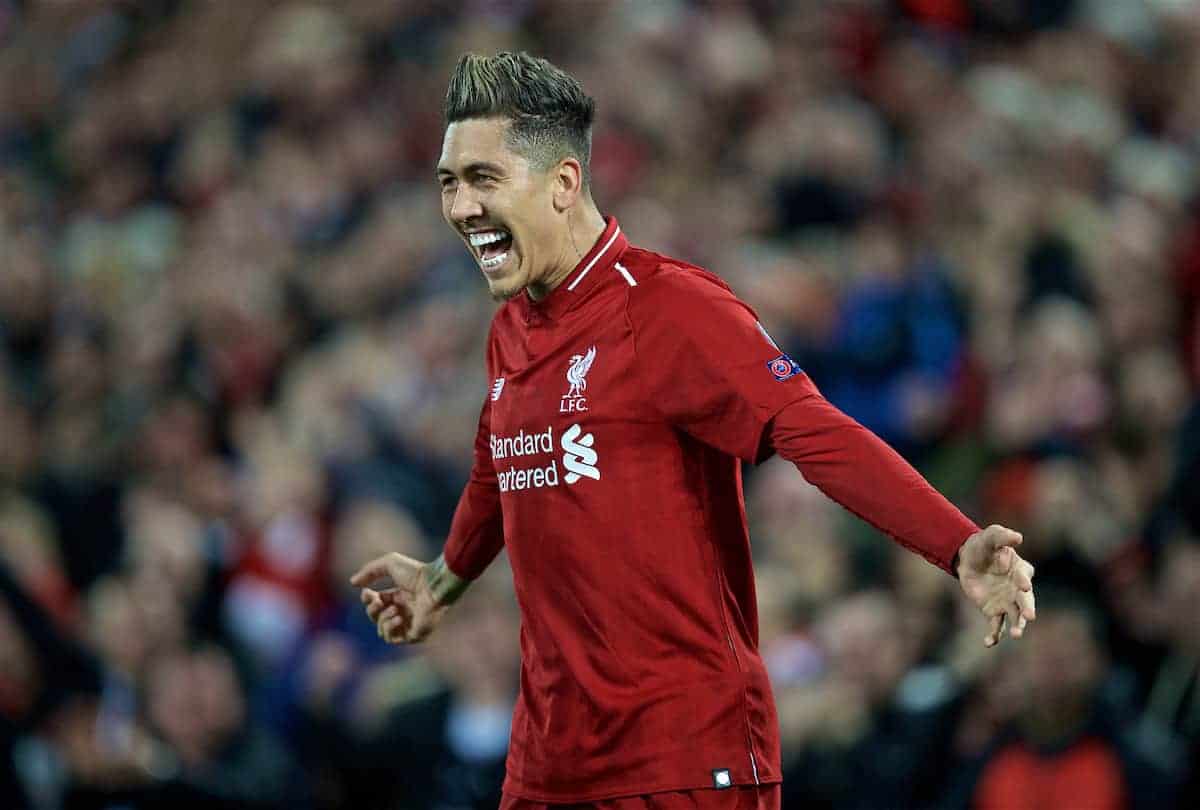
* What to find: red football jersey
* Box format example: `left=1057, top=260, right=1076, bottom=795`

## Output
left=443, top=217, right=977, bottom=802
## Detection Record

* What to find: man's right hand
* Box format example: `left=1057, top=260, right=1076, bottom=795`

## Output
left=350, top=553, right=467, bottom=644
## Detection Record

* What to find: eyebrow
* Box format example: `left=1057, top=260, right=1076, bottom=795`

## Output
left=436, top=161, right=506, bottom=178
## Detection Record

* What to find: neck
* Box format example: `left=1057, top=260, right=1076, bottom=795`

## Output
left=527, top=203, right=607, bottom=301
left=1020, top=696, right=1091, bottom=745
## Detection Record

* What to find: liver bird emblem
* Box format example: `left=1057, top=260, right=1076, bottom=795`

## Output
left=566, top=345, right=596, bottom=398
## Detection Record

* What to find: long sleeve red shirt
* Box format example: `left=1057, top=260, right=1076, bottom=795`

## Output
left=442, top=217, right=977, bottom=802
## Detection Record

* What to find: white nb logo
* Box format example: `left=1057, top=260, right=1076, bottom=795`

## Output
left=491, top=377, right=506, bottom=402
left=561, top=423, right=599, bottom=484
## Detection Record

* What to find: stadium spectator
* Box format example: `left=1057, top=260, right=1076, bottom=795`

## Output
left=944, top=590, right=1183, bottom=810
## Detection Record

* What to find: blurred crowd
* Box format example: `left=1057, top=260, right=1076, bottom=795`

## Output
left=1, top=0, right=1199, bottom=807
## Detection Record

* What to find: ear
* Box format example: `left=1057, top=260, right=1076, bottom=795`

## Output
left=551, top=157, right=585, bottom=212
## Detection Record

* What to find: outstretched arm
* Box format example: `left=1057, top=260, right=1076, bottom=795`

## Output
left=619, top=268, right=1036, bottom=646
left=767, top=392, right=1036, bottom=647
left=766, top=389, right=976, bottom=574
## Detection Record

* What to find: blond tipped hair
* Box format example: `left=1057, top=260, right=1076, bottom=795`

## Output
left=445, top=51, right=596, bottom=186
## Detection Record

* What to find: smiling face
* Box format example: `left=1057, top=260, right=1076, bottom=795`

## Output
left=438, top=117, right=571, bottom=301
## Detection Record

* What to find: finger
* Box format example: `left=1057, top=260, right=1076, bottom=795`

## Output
left=363, top=592, right=387, bottom=623
left=360, top=587, right=377, bottom=605
left=1007, top=601, right=1024, bottom=638
left=381, top=606, right=406, bottom=637
left=363, top=591, right=387, bottom=623
left=1014, top=563, right=1033, bottom=593
left=984, top=544, right=1016, bottom=576
left=378, top=589, right=408, bottom=606
left=1005, top=597, right=1021, bottom=635
left=382, top=611, right=411, bottom=643
left=1017, top=587, right=1036, bottom=622
left=985, top=613, right=1004, bottom=647
left=350, top=555, right=392, bottom=587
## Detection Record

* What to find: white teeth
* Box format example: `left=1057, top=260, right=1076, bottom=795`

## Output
left=468, top=230, right=509, bottom=247
left=481, top=251, right=509, bottom=269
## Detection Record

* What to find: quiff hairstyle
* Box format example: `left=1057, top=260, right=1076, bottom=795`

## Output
left=444, top=51, right=596, bottom=188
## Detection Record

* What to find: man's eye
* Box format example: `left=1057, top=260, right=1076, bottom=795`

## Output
left=440, top=178, right=457, bottom=192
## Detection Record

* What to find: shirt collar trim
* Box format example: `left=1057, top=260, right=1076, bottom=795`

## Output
left=566, top=223, right=623, bottom=292
left=523, top=216, right=627, bottom=321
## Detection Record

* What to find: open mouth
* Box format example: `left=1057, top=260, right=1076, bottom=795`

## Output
left=468, top=229, right=514, bottom=272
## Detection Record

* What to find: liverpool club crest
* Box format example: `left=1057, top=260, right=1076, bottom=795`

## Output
left=561, top=345, right=596, bottom=413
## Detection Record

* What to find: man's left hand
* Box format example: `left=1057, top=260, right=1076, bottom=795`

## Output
left=956, top=524, right=1036, bottom=647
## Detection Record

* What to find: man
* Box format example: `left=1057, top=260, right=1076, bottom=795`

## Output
left=351, top=52, right=1036, bottom=810
left=962, top=590, right=1179, bottom=810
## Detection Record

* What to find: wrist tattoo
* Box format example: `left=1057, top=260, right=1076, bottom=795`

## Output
left=425, top=554, right=471, bottom=606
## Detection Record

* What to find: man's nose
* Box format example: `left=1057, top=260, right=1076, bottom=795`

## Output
left=449, top=185, right=484, bottom=223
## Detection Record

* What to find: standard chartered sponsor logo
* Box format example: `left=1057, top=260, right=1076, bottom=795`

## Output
left=560, top=424, right=600, bottom=483
left=496, top=459, right=559, bottom=492
left=490, top=427, right=554, bottom=459
left=490, top=423, right=599, bottom=492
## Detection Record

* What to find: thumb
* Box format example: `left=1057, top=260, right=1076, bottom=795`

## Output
left=961, top=525, right=1022, bottom=574
left=350, top=554, right=395, bottom=587
left=984, top=524, right=1023, bottom=554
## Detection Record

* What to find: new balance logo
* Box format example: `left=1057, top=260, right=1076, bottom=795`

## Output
left=491, top=377, right=506, bottom=401
left=561, top=423, right=599, bottom=484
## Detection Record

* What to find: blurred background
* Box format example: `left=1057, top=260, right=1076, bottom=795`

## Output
left=1, top=0, right=1199, bottom=807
